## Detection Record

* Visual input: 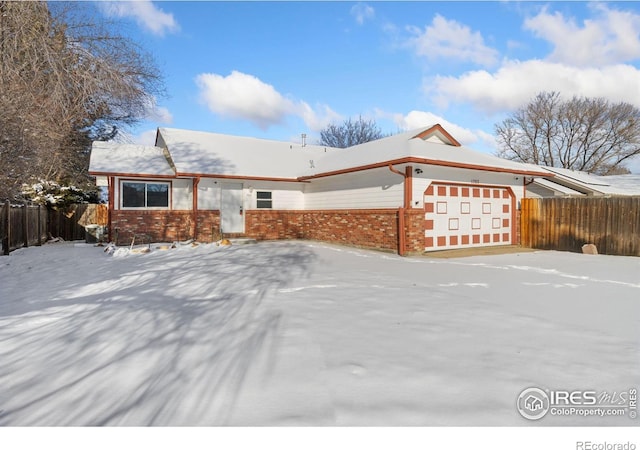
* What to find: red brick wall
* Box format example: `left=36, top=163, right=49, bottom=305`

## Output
left=244, top=209, right=407, bottom=252
left=109, top=209, right=423, bottom=254
left=403, top=209, right=426, bottom=254
left=244, top=211, right=306, bottom=240
left=302, top=209, right=399, bottom=251
left=110, top=210, right=219, bottom=245
left=196, top=211, right=222, bottom=242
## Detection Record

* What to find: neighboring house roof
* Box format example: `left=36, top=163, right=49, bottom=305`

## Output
left=89, top=142, right=174, bottom=177
left=600, top=174, right=640, bottom=195
left=529, top=166, right=640, bottom=196
left=89, top=124, right=552, bottom=180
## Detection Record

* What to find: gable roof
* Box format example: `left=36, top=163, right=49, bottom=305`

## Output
left=89, top=141, right=174, bottom=178
left=299, top=125, right=552, bottom=179
left=89, top=124, right=552, bottom=181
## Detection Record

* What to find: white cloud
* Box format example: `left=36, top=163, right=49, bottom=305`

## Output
left=196, top=71, right=295, bottom=129
left=99, top=1, right=179, bottom=36
left=428, top=60, right=640, bottom=113
left=132, top=129, right=159, bottom=146
left=147, top=105, right=173, bottom=124
left=351, top=3, right=375, bottom=25
left=524, top=4, right=640, bottom=67
left=299, top=103, right=343, bottom=133
left=195, top=71, right=340, bottom=131
left=405, top=14, right=499, bottom=67
left=417, top=5, right=640, bottom=117
left=142, top=96, right=173, bottom=124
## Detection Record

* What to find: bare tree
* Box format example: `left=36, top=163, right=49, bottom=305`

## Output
left=319, top=116, right=388, bottom=148
left=0, top=1, right=164, bottom=199
left=495, top=91, right=640, bottom=175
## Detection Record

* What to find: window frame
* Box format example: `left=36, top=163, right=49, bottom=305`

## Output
left=120, top=179, right=171, bottom=210
left=255, top=191, right=273, bottom=209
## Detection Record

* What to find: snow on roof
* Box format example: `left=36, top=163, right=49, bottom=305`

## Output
left=90, top=124, right=551, bottom=180
left=542, top=166, right=610, bottom=186
left=598, top=174, right=640, bottom=195
left=301, top=126, right=552, bottom=177
left=157, top=127, right=340, bottom=179
left=538, top=167, right=640, bottom=196
left=89, top=141, right=174, bottom=177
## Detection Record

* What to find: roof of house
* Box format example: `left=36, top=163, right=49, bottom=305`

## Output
left=89, top=124, right=553, bottom=180
left=301, top=126, right=551, bottom=178
left=156, top=127, right=341, bottom=180
left=89, top=142, right=174, bottom=177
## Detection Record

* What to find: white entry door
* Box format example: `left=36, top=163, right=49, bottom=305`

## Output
left=220, top=183, right=244, bottom=233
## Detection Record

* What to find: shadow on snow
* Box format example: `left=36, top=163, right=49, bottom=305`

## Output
left=0, top=242, right=316, bottom=425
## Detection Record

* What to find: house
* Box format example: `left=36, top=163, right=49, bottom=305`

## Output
left=527, top=166, right=640, bottom=197
left=88, top=124, right=551, bottom=255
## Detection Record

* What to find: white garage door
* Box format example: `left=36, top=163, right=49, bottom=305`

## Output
left=424, top=182, right=514, bottom=251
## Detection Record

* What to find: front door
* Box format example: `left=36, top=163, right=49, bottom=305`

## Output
left=220, top=183, right=244, bottom=233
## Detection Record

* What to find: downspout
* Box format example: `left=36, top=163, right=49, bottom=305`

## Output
left=387, top=164, right=411, bottom=209
left=388, top=164, right=413, bottom=256
left=192, top=177, right=200, bottom=241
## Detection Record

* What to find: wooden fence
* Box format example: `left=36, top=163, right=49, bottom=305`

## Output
left=1, top=202, right=108, bottom=255
left=521, top=197, right=640, bottom=256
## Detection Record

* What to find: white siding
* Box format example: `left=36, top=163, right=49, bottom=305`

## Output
left=272, top=189, right=304, bottom=210
left=304, top=168, right=404, bottom=210
left=172, top=178, right=192, bottom=210
left=244, top=181, right=305, bottom=210
left=411, top=165, right=526, bottom=209
left=197, top=178, right=221, bottom=210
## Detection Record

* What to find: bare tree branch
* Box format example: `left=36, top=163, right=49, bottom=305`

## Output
left=495, top=92, right=640, bottom=175
left=0, top=1, right=164, bottom=199
left=318, top=116, right=388, bottom=148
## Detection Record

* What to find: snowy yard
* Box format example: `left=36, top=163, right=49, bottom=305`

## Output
left=0, top=240, right=638, bottom=426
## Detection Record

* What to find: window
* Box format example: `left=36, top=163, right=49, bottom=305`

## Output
left=256, top=191, right=272, bottom=209
left=122, top=181, right=169, bottom=208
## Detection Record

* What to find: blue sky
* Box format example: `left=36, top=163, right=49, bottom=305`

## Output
left=95, top=1, right=640, bottom=171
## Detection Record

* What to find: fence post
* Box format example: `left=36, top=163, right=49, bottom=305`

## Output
left=3, top=200, right=10, bottom=255
left=22, top=203, right=29, bottom=248
left=37, top=204, right=42, bottom=246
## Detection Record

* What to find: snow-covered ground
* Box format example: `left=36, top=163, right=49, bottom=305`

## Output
left=0, top=240, right=638, bottom=426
